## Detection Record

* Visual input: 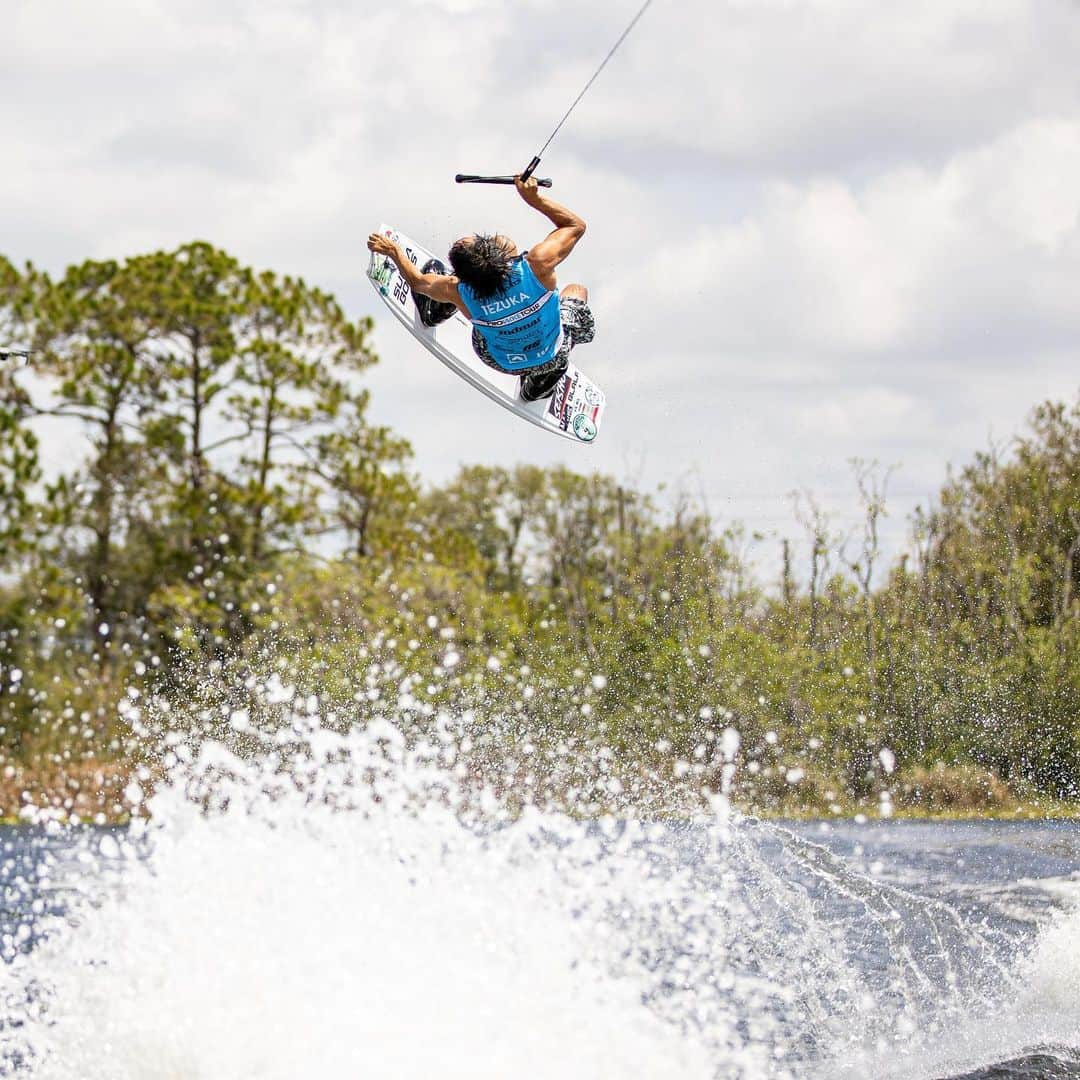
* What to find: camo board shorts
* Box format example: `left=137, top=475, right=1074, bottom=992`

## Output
left=472, top=297, right=596, bottom=380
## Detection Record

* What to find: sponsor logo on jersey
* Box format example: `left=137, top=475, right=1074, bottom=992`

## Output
left=471, top=290, right=556, bottom=328
left=480, top=292, right=529, bottom=316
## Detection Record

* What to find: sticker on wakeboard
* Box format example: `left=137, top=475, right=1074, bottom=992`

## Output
left=367, top=224, right=605, bottom=444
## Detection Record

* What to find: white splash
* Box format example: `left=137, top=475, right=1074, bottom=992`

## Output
left=0, top=710, right=745, bottom=1080
left=0, top=677, right=1075, bottom=1080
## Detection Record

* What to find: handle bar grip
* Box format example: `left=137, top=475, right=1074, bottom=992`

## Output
left=455, top=174, right=553, bottom=188
left=519, top=155, right=542, bottom=183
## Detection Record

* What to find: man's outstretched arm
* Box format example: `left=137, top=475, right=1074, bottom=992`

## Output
left=517, top=177, right=586, bottom=285
left=367, top=233, right=464, bottom=307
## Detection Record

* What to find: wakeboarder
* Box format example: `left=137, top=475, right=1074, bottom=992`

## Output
left=366, top=176, right=594, bottom=402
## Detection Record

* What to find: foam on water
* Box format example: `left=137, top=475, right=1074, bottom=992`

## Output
left=836, top=897, right=1080, bottom=1080
left=0, top=711, right=741, bottom=1079
left=0, top=679, right=1077, bottom=1079
left=10, top=806, right=713, bottom=1079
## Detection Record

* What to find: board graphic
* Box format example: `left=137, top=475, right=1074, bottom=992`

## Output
left=367, top=225, right=605, bottom=443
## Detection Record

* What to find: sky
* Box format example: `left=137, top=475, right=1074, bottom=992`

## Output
left=3, top=0, right=1080, bottom=578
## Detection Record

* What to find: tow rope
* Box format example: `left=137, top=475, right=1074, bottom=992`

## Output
left=455, top=0, right=656, bottom=189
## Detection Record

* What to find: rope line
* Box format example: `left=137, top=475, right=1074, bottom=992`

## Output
left=536, top=0, right=656, bottom=161
left=521, top=0, right=656, bottom=180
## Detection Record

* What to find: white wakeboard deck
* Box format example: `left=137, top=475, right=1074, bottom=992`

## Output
left=367, top=224, right=605, bottom=444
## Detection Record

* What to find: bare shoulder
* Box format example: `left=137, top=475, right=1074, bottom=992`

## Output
left=525, top=249, right=557, bottom=291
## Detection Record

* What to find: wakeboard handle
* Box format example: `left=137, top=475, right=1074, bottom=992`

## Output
left=455, top=173, right=553, bottom=188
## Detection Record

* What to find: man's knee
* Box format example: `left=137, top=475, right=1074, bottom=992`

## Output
left=560, top=283, right=588, bottom=302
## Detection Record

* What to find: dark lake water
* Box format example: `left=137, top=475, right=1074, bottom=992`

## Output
left=0, top=816, right=1076, bottom=1079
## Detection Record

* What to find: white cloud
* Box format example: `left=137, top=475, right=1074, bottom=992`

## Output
left=604, top=116, right=1080, bottom=374
left=566, top=0, right=1080, bottom=171
left=3, top=0, right=1079, bottom=562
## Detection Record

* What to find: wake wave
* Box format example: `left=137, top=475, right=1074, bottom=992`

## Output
left=0, top=673, right=1075, bottom=1079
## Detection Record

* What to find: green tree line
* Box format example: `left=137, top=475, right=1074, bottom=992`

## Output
left=1, top=245, right=1078, bottom=818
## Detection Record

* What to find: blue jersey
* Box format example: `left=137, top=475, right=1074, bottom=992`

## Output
left=457, top=255, right=562, bottom=372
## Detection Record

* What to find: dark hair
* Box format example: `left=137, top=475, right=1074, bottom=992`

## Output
left=448, top=233, right=513, bottom=300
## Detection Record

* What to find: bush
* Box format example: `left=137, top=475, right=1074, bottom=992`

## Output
left=893, top=763, right=1014, bottom=813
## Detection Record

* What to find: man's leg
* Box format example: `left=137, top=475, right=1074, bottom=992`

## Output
left=558, top=284, right=595, bottom=344
left=519, top=283, right=594, bottom=402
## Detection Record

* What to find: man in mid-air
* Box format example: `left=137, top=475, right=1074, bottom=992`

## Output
left=366, top=176, right=594, bottom=401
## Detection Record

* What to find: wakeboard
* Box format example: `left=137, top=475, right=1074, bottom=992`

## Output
left=367, top=224, right=605, bottom=444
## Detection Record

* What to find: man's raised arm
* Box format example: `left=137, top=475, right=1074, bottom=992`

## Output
left=516, top=177, right=586, bottom=282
